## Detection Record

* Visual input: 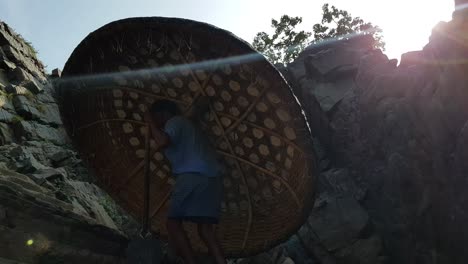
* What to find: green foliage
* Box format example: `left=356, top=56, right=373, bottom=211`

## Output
left=6, top=93, right=14, bottom=100
left=0, top=90, right=13, bottom=100
left=312, top=4, right=385, bottom=50
left=252, top=4, right=385, bottom=64
left=252, top=15, right=311, bottom=65
left=100, top=194, right=127, bottom=228
left=16, top=33, right=39, bottom=56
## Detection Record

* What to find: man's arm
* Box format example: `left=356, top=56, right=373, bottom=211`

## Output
left=144, top=112, right=170, bottom=148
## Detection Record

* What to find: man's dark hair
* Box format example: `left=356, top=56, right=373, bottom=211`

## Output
left=150, top=100, right=181, bottom=116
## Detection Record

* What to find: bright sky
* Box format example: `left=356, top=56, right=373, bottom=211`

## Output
left=0, top=0, right=454, bottom=71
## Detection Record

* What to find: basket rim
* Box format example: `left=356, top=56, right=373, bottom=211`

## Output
left=57, top=16, right=317, bottom=258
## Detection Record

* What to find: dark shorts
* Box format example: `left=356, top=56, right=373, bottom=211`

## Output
left=168, top=173, right=223, bottom=224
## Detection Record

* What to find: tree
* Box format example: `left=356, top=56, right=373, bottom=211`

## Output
left=312, top=4, right=385, bottom=50
left=252, top=15, right=311, bottom=65
left=252, top=4, right=385, bottom=64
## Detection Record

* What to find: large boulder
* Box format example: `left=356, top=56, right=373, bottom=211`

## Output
left=0, top=22, right=46, bottom=81
left=12, top=95, right=42, bottom=120
left=0, top=122, right=13, bottom=145
left=0, top=168, right=127, bottom=263
left=0, top=20, right=139, bottom=263
left=285, top=35, right=377, bottom=154
left=12, top=121, right=68, bottom=145
left=288, top=35, right=375, bottom=112
left=328, top=14, right=468, bottom=263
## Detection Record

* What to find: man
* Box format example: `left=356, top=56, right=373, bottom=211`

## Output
left=144, top=99, right=226, bottom=264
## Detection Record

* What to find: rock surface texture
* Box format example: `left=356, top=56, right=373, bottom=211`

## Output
left=329, top=11, right=468, bottom=264
left=240, top=2, right=468, bottom=264
left=0, top=21, right=133, bottom=263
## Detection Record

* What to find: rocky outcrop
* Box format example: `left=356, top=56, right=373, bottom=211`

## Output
left=329, top=16, right=468, bottom=263
left=0, top=168, right=127, bottom=263
left=273, top=3, right=468, bottom=264
left=281, top=35, right=378, bottom=155
left=0, top=21, right=134, bottom=263
left=238, top=2, right=468, bottom=264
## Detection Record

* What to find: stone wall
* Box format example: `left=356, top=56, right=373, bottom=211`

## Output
left=0, top=21, right=132, bottom=263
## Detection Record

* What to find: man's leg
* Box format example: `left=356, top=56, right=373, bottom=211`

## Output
left=167, top=219, right=196, bottom=264
left=198, top=223, right=227, bottom=264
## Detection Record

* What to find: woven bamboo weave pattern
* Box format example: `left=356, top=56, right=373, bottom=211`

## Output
left=57, top=17, right=316, bottom=257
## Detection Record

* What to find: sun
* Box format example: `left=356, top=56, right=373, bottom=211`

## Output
left=377, top=0, right=453, bottom=59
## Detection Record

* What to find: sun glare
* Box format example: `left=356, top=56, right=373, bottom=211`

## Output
left=376, top=0, right=453, bottom=59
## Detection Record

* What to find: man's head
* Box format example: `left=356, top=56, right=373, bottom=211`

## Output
left=149, top=100, right=181, bottom=126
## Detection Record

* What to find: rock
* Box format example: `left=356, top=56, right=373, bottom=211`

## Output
left=305, top=48, right=361, bottom=77
left=12, top=121, right=68, bottom=145
left=296, top=225, right=337, bottom=264
left=399, top=51, right=424, bottom=68
left=0, top=122, right=13, bottom=145
left=8, top=67, right=43, bottom=94
left=12, top=95, right=41, bottom=120
left=0, top=24, right=36, bottom=58
left=37, top=102, right=63, bottom=126
left=334, top=235, right=383, bottom=264
left=288, top=78, right=332, bottom=153
left=283, top=235, right=315, bottom=264
left=0, top=257, right=29, bottom=264
left=0, top=94, right=14, bottom=111
left=11, top=93, right=62, bottom=126
left=49, top=149, right=73, bottom=166
left=281, top=258, right=295, bottom=264
left=64, top=180, right=119, bottom=230
left=8, top=145, right=47, bottom=173
left=1, top=45, right=21, bottom=62
left=324, top=64, right=358, bottom=81
left=0, top=168, right=127, bottom=263
left=0, top=23, right=46, bottom=81
left=25, top=79, right=42, bottom=94
left=0, top=22, right=137, bottom=264
left=284, top=35, right=379, bottom=155
left=36, top=87, right=55, bottom=103
left=321, top=168, right=366, bottom=201
left=0, top=109, right=15, bottom=123
left=0, top=46, right=6, bottom=59
left=8, top=66, right=33, bottom=83
left=51, top=68, right=62, bottom=78
left=325, top=10, right=468, bottom=263
left=0, top=59, right=16, bottom=71
left=0, top=69, right=8, bottom=88
left=312, top=79, right=355, bottom=112
left=308, top=195, right=369, bottom=251
left=454, top=0, right=468, bottom=19
left=29, top=167, right=65, bottom=185
left=4, top=84, right=29, bottom=95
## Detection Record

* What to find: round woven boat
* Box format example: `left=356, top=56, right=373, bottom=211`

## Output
left=56, top=17, right=316, bottom=257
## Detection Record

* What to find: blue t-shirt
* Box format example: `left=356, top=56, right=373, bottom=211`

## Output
left=164, top=116, right=221, bottom=177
